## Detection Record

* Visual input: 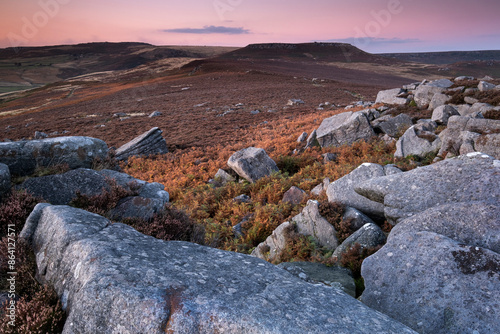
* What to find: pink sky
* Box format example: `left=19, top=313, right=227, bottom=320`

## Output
left=1, top=0, right=499, bottom=53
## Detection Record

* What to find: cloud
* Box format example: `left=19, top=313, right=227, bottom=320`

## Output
left=163, top=25, right=250, bottom=35
left=322, top=37, right=422, bottom=46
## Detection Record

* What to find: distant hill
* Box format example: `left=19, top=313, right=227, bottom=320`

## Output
left=380, top=50, right=500, bottom=65
left=0, top=42, right=236, bottom=94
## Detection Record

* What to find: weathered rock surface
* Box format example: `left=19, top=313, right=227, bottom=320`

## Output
left=355, top=153, right=500, bottom=224
left=315, top=111, right=375, bottom=148
left=394, top=124, right=441, bottom=159
left=342, top=207, right=376, bottom=232
left=413, top=85, right=445, bottom=108
left=375, top=88, right=407, bottom=105
left=213, top=169, right=236, bottom=186
left=282, top=186, right=306, bottom=205
left=278, top=262, right=356, bottom=297
left=361, top=202, right=500, bottom=334
left=372, top=113, right=413, bottom=137
left=108, top=196, right=166, bottom=221
left=251, top=221, right=292, bottom=262
left=327, top=163, right=400, bottom=219
left=0, top=136, right=108, bottom=176
left=227, top=147, right=278, bottom=183
left=438, top=116, right=500, bottom=159
left=428, top=93, right=449, bottom=110
left=292, top=200, right=338, bottom=250
left=20, top=204, right=416, bottom=333
left=115, top=127, right=168, bottom=161
left=478, top=81, right=496, bottom=91
left=0, top=163, right=11, bottom=199
left=332, top=223, right=386, bottom=261
left=297, top=132, right=308, bottom=143
left=431, top=105, right=459, bottom=125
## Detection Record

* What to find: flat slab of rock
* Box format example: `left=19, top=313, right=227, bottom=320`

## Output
left=115, top=127, right=168, bottom=161
left=227, top=147, right=278, bottom=183
left=361, top=202, right=500, bottom=334
left=21, top=205, right=416, bottom=334
left=0, top=136, right=108, bottom=176
left=316, top=111, right=375, bottom=148
left=355, top=153, right=500, bottom=224
left=375, top=88, right=407, bottom=105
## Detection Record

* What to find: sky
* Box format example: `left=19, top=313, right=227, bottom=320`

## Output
left=1, top=0, right=500, bottom=53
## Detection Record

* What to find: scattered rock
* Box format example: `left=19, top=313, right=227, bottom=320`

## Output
left=305, top=129, right=318, bottom=148
left=322, top=152, right=338, bottom=163
left=354, top=153, right=500, bottom=224
left=115, top=127, right=168, bottom=161
left=282, top=186, right=306, bottom=205
left=214, top=169, right=236, bottom=185
left=464, top=96, right=479, bottom=104
left=327, top=163, right=391, bottom=219
left=0, top=163, right=11, bottom=199
left=108, top=196, right=166, bottom=221
left=315, top=111, right=375, bottom=148
left=148, top=111, right=162, bottom=118
left=278, top=262, right=356, bottom=297
left=113, top=112, right=127, bottom=118
left=394, top=123, right=441, bottom=159
left=428, top=93, right=450, bottom=110
left=375, top=88, right=408, bottom=105
left=250, top=110, right=260, bottom=115
left=332, top=223, right=386, bottom=261
left=250, top=221, right=292, bottom=262
left=20, top=204, right=416, bottom=334
left=478, top=81, right=496, bottom=92
left=361, top=202, right=500, bottom=334
left=454, top=76, right=474, bottom=81
left=431, top=105, right=459, bottom=125
left=233, top=194, right=251, bottom=204
left=413, top=85, right=445, bottom=108
left=227, top=147, right=279, bottom=183
left=287, top=99, right=305, bottom=106
left=372, top=113, right=413, bottom=137
left=297, top=132, right=308, bottom=143
left=0, top=136, right=108, bottom=177
left=34, top=131, right=48, bottom=139
left=427, top=79, right=454, bottom=88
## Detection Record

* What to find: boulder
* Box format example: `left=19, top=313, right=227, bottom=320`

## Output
left=316, top=111, right=375, bottom=147
left=331, top=223, right=386, bottom=261
left=438, top=116, right=500, bottom=159
left=292, top=200, right=338, bottom=250
left=0, top=163, right=11, bottom=199
left=375, top=88, right=407, bottom=105
left=394, top=124, right=441, bottom=159
left=470, top=102, right=495, bottom=114
left=354, top=153, right=500, bottom=224
left=251, top=221, right=292, bottom=262
left=19, top=168, right=109, bottom=205
left=233, top=194, right=251, bottom=204
left=372, top=113, right=413, bottom=137
left=282, top=186, right=306, bottom=205
left=478, top=81, right=496, bottom=91
left=305, top=129, right=318, bottom=148
left=278, top=262, right=356, bottom=297
left=413, top=85, right=445, bottom=108
left=322, top=152, right=337, bottom=163
left=427, top=79, right=454, bottom=88
left=431, top=105, right=459, bottom=125
left=214, top=169, right=236, bottom=185
left=327, top=163, right=399, bottom=219
left=0, top=136, right=108, bottom=177
left=115, top=127, right=168, bottom=161
left=148, top=111, right=162, bottom=118
left=297, top=132, right=308, bottom=143
left=20, top=204, right=416, bottom=334
left=342, top=207, right=376, bottom=232
left=428, top=93, right=450, bottom=110
left=108, top=196, right=166, bottom=221
left=227, top=147, right=279, bottom=183
left=287, top=99, right=305, bottom=106
left=361, top=202, right=500, bottom=334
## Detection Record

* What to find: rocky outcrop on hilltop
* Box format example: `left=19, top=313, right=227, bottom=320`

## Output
left=20, top=204, right=416, bottom=334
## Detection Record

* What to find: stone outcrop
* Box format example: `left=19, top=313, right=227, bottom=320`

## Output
left=20, top=204, right=416, bottom=334
left=282, top=186, right=306, bottom=205
left=227, top=147, right=279, bottom=183
left=431, top=105, right=459, bottom=125
left=115, top=127, right=168, bottom=161
left=361, top=201, right=500, bottom=334
left=438, top=116, right=500, bottom=159
left=315, top=111, right=375, bottom=148
left=394, top=123, right=441, bottom=159
left=355, top=153, right=500, bottom=224
left=326, top=163, right=402, bottom=219
left=0, top=136, right=108, bottom=176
